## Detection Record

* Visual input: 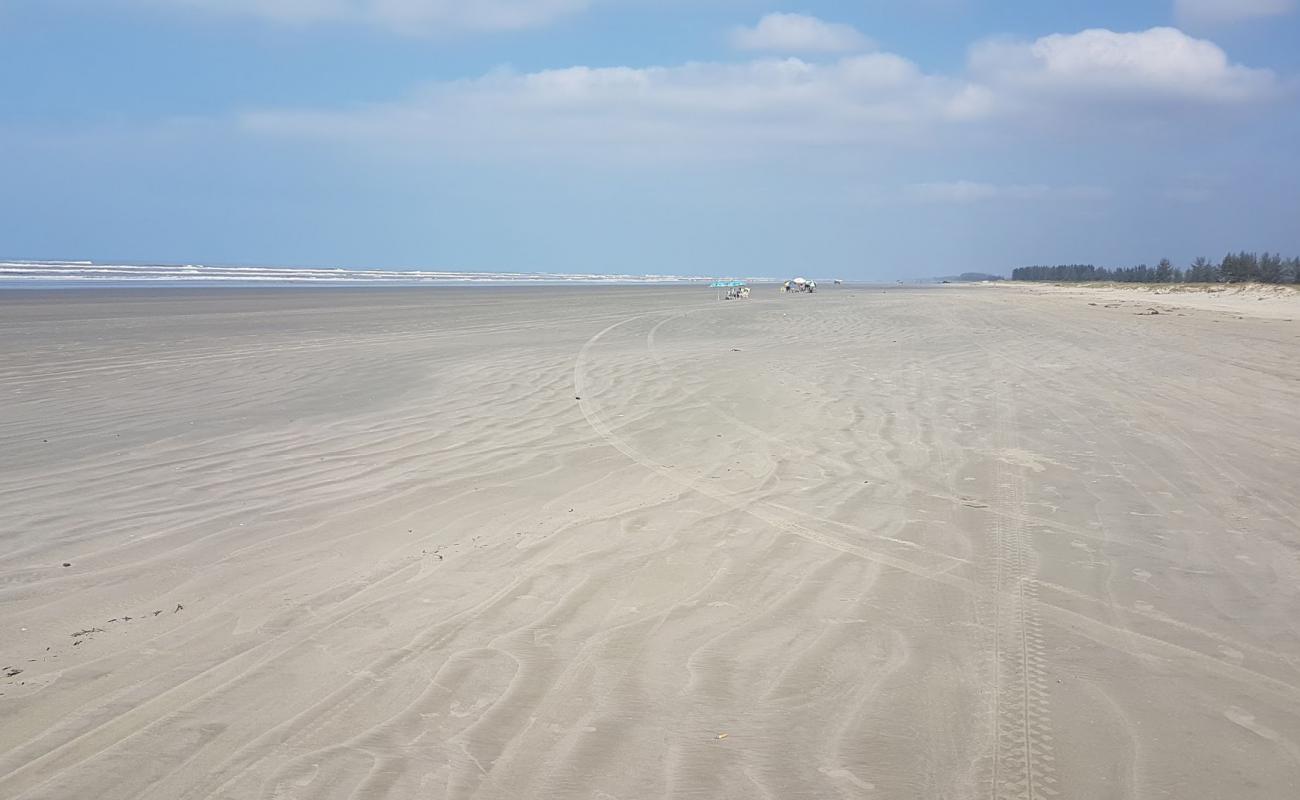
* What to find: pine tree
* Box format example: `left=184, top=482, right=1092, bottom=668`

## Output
left=1258, top=253, right=1284, bottom=283
left=1188, top=256, right=1216, bottom=283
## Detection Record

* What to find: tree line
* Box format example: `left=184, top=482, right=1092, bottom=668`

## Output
left=1012, top=253, right=1300, bottom=284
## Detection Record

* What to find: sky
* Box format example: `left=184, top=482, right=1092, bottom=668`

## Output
left=1, top=0, right=1298, bottom=280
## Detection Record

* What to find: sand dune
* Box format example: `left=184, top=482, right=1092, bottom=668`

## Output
left=2, top=285, right=1298, bottom=799
left=995, top=280, right=1300, bottom=320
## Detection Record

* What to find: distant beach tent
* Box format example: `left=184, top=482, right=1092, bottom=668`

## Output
left=782, top=277, right=817, bottom=293
left=710, top=279, right=750, bottom=300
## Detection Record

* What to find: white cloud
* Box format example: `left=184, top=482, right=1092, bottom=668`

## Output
left=906, top=182, right=1110, bottom=204
left=1175, top=0, right=1295, bottom=25
left=240, top=27, right=1280, bottom=162
left=969, top=27, right=1277, bottom=104
left=730, top=13, right=872, bottom=53
left=242, top=54, right=977, bottom=160
left=141, top=0, right=593, bottom=33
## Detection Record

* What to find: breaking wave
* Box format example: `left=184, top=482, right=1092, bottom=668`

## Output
left=0, top=260, right=746, bottom=287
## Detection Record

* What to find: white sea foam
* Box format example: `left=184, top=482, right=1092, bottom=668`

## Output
left=0, top=261, right=762, bottom=286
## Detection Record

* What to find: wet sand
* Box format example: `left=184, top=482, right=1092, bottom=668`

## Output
left=2, top=285, right=1298, bottom=799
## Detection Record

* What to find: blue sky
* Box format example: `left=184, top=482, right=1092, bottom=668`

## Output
left=2, top=1, right=1298, bottom=279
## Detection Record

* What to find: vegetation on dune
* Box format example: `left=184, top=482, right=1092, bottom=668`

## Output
left=1012, top=253, right=1300, bottom=285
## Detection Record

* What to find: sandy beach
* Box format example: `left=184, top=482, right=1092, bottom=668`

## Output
left=2, top=284, right=1299, bottom=799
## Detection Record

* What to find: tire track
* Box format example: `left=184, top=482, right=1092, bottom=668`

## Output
left=981, top=325, right=1057, bottom=800
left=574, top=305, right=982, bottom=592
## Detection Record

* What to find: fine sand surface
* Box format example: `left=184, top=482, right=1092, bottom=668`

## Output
left=2, top=285, right=1299, bottom=799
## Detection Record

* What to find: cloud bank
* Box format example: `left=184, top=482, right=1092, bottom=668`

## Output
left=241, top=27, right=1279, bottom=161
left=970, top=27, right=1279, bottom=103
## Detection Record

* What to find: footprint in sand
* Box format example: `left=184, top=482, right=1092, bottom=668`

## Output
left=998, top=447, right=1054, bottom=473
left=819, top=767, right=875, bottom=792
left=1225, top=707, right=1280, bottom=742
left=1218, top=645, right=1245, bottom=663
